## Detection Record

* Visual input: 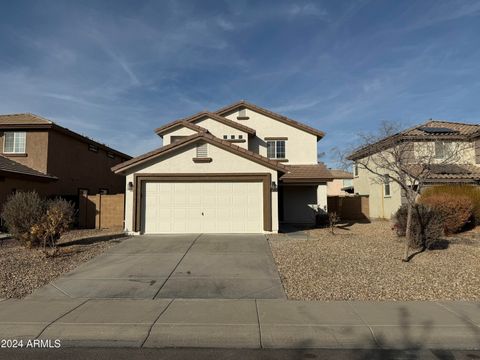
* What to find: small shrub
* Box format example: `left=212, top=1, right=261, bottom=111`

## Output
left=1, top=192, right=45, bottom=247
left=419, top=194, right=473, bottom=234
left=393, top=204, right=445, bottom=249
left=421, top=185, right=480, bottom=224
left=31, top=198, right=75, bottom=251
left=1, top=192, right=75, bottom=251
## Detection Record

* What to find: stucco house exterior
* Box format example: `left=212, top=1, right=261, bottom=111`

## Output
left=113, top=101, right=333, bottom=234
left=348, top=120, right=480, bottom=219
left=326, top=169, right=353, bottom=196
left=0, top=114, right=131, bottom=209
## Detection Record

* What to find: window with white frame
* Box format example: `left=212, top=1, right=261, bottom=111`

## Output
left=3, top=132, right=26, bottom=153
left=383, top=175, right=391, bottom=197
left=266, top=140, right=286, bottom=159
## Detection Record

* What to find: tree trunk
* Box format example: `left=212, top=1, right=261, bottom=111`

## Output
left=403, top=203, right=413, bottom=262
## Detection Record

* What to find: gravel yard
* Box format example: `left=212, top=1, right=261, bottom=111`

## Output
left=0, top=229, right=125, bottom=299
left=269, top=221, right=480, bottom=301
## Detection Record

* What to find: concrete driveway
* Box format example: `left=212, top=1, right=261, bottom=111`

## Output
left=28, top=234, right=286, bottom=300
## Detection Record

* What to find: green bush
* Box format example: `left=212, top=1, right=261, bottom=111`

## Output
left=393, top=204, right=445, bottom=249
left=1, top=192, right=45, bottom=247
left=1, top=192, right=75, bottom=249
left=421, top=185, right=480, bottom=224
left=419, top=194, right=473, bottom=234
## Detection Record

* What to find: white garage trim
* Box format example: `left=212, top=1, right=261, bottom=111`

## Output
left=133, top=173, right=272, bottom=233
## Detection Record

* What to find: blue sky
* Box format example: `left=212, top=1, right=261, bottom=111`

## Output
left=1, top=0, right=480, bottom=166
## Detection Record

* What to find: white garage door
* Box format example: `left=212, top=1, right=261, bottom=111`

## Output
left=141, top=181, right=264, bottom=233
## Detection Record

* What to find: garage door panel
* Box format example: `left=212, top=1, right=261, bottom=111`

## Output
left=141, top=180, right=264, bottom=234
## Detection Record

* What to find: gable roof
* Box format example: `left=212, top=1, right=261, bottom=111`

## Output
left=0, top=155, right=57, bottom=181
left=154, top=111, right=256, bottom=137
left=280, top=163, right=333, bottom=183
left=0, top=113, right=131, bottom=160
left=215, top=100, right=325, bottom=139
left=112, top=132, right=288, bottom=174
left=348, top=120, right=480, bottom=161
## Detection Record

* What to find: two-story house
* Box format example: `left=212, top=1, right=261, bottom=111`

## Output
left=112, top=101, right=332, bottom=234
left=0, top=114, right=131, bottom=208
left=348, top=120, right=480, bottom=219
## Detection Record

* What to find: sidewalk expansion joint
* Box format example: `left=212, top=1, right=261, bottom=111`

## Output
left=35, top=299, right=90, bottom=339
left=434, top=301, right=480, bottom=329
left=347, top=302, right=381, bottom=349
left=51, top=283, right=74, bottom=298
left=140, top=298, right=175, bottom=348
left=255, top=299, right=263, bottom=349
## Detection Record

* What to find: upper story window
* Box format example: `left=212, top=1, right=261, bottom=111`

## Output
left=434, top=141, right=453, bottom=159
left=267, top=140, right=286, bottom=159
left=353, top=163, right=359, bottom=177
left=383, top=175, right=391, bottom=197
left=3, top=131, right=26, bottom=153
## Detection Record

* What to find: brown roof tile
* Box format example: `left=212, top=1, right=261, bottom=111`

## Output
left=215, top=100, right=325, bottom=139
left=112, top=132, right=288, bottom=173
left=155, top=111, right=256, bottom=136
left=348, top=120, right=480, bottom=160
left=0, top=113, right=52, bottom=125
left=0, top=113, right=131, bottom=159
left=329, top=169, right=353, bottom=179
left=0, top=155, right=57, bottom=181
left=407, top=163, right=480, bottom=183
left=280, top=163, right=333, bottom=182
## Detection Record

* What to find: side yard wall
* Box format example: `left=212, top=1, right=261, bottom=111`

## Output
left=327, top=195, right=370, bottom=221
left=79, top=193, right=125, bottom=230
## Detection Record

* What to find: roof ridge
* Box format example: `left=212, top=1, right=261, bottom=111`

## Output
left=424, top=119, right=480, bottom=127
left=215, top=100, right=325, bottom=139
left=112, top=132, right=287, bottom=173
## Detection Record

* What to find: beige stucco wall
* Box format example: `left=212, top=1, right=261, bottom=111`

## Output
left=224, top=108, right=318, bottom=164
left=123, top=141, right=278, bottom=233
left=162, top=127, right=197, bottom=146
left=414, top=141, right=476, bottom=164
left=193, top=118, right=248, bottom=149
left=353, top=161, right=402, bottom=219
left=327, top=179, right=353, bottom=196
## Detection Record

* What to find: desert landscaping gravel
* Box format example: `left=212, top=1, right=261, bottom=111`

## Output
left=269, top=221, right=480, bottom=301
left=0, top=229, right=125, bottom=299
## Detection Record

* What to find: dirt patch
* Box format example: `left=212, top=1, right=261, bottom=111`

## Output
left=0, top=229, right=126, bottom=299
left=269, top=221, right=480, bottom=301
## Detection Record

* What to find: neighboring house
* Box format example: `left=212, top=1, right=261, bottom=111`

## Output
left=327, top=169, right=354, bottom=196
left=113, top=101, right=333, bottom=234
left=0, top=114, right=131, bottom=208
left=348, top=120, right=480, bottom=219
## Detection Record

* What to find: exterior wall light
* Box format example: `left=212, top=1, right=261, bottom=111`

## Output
left=271, top=181, right=278, bottom=192
left=127, top=181, right=134, bottom=191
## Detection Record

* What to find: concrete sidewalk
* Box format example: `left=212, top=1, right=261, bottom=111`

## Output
left=0, top=299, right=479, bottom=350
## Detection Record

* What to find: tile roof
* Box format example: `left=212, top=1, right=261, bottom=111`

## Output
left=215, top=100, right=325, bottom=139
left=155, top=111, right=256, bottom=136
left=329, top=169, right=353, bottom=179
left=0, top=155, right=57, bottom=181
left=348, top=120, right=480, bottom=160
left=407, top=163, right=480, bottom=183
left=0, top=113, right=131, bottom=159
left=280, top=163, right=333, bottom=182
left=112, top=132, right=288, bottom=173
left=0, top=113, right=52, bottom=125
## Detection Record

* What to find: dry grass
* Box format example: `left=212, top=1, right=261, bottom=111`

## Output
left=269, top=221, right=480, bottom=301
left=0, top=229, right=125, bottom=299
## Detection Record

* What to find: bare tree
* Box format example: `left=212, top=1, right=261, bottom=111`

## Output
left=346, top=121, right=470, bottom=262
